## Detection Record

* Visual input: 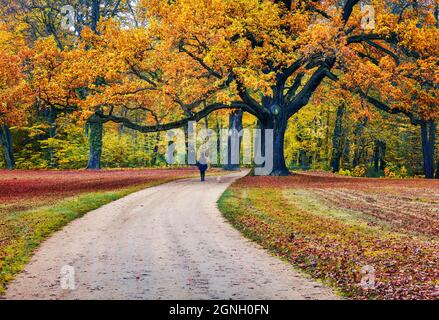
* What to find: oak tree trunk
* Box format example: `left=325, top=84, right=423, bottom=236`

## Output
left=151, top=131, right=161, bottom=166
left=224, top=110, right=243, bottom=171
left=421, top=120, right=436, bottom=179
left=45, top=106, right=58, bottom=168
left=436, top=158, right=439, bottom=179
left=353, top=117, right=368, bottom=168
left=258, top=113, right=289, bottom=176
left=330, top=104, right=345, bottom=172
left=86, top=113, right=104, bottom=170
left=0, top=124, right=15, bottom=170
left=373, top=140, right=386, bottom=172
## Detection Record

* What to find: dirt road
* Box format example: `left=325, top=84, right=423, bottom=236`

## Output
left=5, top=171, right=338, bottom=300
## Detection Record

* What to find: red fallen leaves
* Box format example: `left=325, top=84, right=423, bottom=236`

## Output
left=0, top=168, right=197, bottom=212
left=235, top=171, right=439, bottom=190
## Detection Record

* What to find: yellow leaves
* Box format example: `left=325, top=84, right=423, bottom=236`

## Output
left=29, top=37, right=102, bottom=115
left=300, top=22, right=342, bottom=58
left=0, top=24, right=32, bottom=127
left=397, top=20, right=439, bottom=57
left=0, top=0, right=437, bottom=129
left=285, top=11, right=311, bottom=36
left=233, top=66, right=275, bottom=96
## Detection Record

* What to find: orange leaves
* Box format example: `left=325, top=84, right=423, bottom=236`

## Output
left=29, top=38, right=83, bottom=111
left=141, top=0, right=304, bottom=96
left=0, top=24, right=32, bottom=127
left=397, top=20, right=439, bottom=57
left=0, top=0, right=437, bottom=128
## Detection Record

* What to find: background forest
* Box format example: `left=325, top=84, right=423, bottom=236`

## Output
left=1, top=99, right=430, bottom=179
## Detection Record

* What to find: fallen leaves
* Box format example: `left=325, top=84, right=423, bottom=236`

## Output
left=0, top=168, right=197, bottom=212
left=220, top=172, right=439, bottom=300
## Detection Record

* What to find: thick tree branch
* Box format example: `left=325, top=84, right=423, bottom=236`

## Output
left=233, top=76, right=271, bottom=121
left=347, top=33, right=422, bottom=60
left=285, top=72, right=305, bottom=102
left=346, top=34, right=384, bottom=44
left=365, top=40, right=400, bottom=65
left=355, top=50, right=380, bottom=65
left=286, top=58, right=336, bottom=116
left=277, top=57, right=305, bottom=87
left=358, top=90, right=421, bottom=125
left=343, top=0, right=361, bottom=23
left=178, top=44, right=222, bottom=79
left=96, top=102, right=255, bottom=133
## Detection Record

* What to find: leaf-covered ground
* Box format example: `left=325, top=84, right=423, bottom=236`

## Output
left=0, top=168, right=200, bottom=214
left=219, top=172, right=439, bottom=300
left=0, top=168, right=200, bottom=294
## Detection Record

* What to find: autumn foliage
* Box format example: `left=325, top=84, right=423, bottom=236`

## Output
left=0, top=0, right=437, bottom=175
left=0, top=24, right=32, bottom=127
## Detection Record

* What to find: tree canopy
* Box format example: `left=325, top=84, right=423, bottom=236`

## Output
left=0, top=0, right=437, bottom=176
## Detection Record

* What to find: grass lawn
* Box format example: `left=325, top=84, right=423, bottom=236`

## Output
left=218, top=172, right=439, bottom=300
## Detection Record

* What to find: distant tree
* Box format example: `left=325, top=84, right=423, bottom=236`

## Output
left=341, top=0, right=438, bottom=178
left=330, top=104, right=346, bottom=172
left=0, top=24, right=32, bottom=169
left=0, top=0, right=136, bottom=169
left=224, top=110, right=243, bottom=171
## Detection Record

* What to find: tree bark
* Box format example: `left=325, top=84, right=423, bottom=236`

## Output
left=151, top=131, right=161, bottom=166
left=373, top=140, right=386, bottom=172
left=86, top=113, right=104, bottom=170
left=258, top=113, right=289, bottom=176
left=299, top=150, right=308, bottom=168
left=379, top=141, right=386, bottom=171
left=373, top=140, right=380, bottom=172
left=215, top=118, right=222, bottom=166
left=353, top=117, right=368, bottom=168
left=343, top=136, right=351, bottom=165
left=44, top=106, right=58, bottom=168
left=253, top=110, right=290, bottom=176
left=271, top=118, right=289, bottom=175
left=0, top=124, right=15, bottom=170
left=224, top=110, right=243, bottom=171
left=324, top=109, right=331, bottom=164
left=330, top=104, right=345, bottom=172
left=91, top=0, right=101, bottom=32
left=421, top=120, right=436, bottom=179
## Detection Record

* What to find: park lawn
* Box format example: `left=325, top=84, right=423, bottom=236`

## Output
left=218, top=172, right=439, bottom=300
left=0, top=168, right=202, bottom=294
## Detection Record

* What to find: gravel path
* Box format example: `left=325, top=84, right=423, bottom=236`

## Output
left=5, top=171, right=338, bottom=300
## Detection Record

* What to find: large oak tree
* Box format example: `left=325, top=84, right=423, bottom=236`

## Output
left=89, top=0, right=433, bottom=175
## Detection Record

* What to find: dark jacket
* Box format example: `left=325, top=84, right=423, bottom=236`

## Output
left=197, top=162, right=208, bottom=172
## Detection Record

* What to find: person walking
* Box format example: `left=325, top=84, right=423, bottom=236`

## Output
left=196, top=153, right=209, bottom=182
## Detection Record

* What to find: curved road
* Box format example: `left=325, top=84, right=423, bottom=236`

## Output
left=5, top=171, right=338, bottom=300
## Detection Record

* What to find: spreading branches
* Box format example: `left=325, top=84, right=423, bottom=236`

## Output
left=286, top=57, right=336, bottom=116
left=359, top=91, right=422, bottom=126
left=178, top=43, right=222, bottom=79
left=96, top=101, right=253, bottom=133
